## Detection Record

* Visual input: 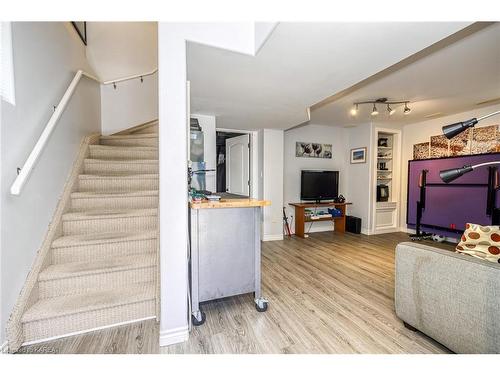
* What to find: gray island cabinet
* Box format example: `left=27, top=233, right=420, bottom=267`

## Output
left=189, top=198, right=270, bottom=326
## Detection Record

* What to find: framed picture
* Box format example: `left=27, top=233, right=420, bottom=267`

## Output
left=296, top=142, right=332, bottom=158
left=71, top=22, right=87, bottom=45
left=350, top=147, right=366, bottom=164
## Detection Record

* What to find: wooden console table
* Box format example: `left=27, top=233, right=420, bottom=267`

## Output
left=289, top=202, right=352, bottom=238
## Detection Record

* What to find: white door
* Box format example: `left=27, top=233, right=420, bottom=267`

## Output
left=225, top=134, right=250, bottom=196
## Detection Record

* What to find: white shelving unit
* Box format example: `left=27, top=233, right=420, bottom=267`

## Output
left=371, top=129, right=402, bottom=234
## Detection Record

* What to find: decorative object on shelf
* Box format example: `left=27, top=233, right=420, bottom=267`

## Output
left=378, top=138, right=389, bottom=147
left=377, top=184, right=389, bottom=202
left=349, top=98, right=411, bottom=117
left=350, top=147, right=366, bottom=164
left=442, top=110, right=500, bottom=139
left=296, top=142, right=332, bottom=158
left=333, top=194, right=346, bottom=203
left=412, top=124, right=500, bottom=160
left=413, top=142, right=430, bottom=160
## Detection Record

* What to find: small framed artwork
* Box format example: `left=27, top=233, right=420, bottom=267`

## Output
left=350, top=147, right=367, bottom=164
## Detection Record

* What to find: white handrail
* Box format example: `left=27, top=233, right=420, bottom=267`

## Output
left=10, top=70, right=99, bottom=195
left=10, top=67, right=158, bottom=195
left=102, top=68, right=158, bottom=85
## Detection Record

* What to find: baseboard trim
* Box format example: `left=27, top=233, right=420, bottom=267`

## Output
left=21, top=316, right=156, bottom=347
left=159, top=325, right=189, bottom=347
left=1, top=341, right=8, bottom=354
left=263, top=234, right=284, bottom=241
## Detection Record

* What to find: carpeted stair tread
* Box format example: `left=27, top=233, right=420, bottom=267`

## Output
left=100, top=134, right=158, bottom=142
left=89, top=145, right=157, bottom=151
left=84, top=158, right=158, bottom=164
left=39, top=253, right=156, bottom=281
left=22, top=282, right=155, bottom=323
left=78, top=173, right=158, bottom=180
left=51, top=230, right=157, bottom=248
left=62, top=208, right=157, bottom=222
left=71, top=190, right=158, bottom=198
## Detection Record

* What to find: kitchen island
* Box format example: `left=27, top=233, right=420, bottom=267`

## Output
left=189, top=197, right=270, bottom=325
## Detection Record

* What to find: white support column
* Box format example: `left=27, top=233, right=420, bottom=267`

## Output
left=158, top=31, right=189, bottom=346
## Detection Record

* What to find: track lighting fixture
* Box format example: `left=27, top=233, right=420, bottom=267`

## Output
left=350, top=98, right=411, bottom=117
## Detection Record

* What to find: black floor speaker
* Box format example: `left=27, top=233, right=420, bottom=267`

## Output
left=346, top=216, right=361, bottom=234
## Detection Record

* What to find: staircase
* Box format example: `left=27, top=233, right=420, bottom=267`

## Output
left=13, top=126, right=159, bottom=348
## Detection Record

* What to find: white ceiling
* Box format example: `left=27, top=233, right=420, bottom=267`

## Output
left=187, top=22, right=471, bottom=130
left=310, top=22, right=500, bottom=127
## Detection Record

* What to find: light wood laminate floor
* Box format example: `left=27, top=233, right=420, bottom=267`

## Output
left=19, top=232, right=453, bottom=354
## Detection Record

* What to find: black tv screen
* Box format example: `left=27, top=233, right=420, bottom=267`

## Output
left=301, top=170, right=339, bottom=201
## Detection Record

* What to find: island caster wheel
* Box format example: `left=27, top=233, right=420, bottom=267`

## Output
left=255, top=298, right=268, bottom=312
left=191, top=311, right=206, bottom=326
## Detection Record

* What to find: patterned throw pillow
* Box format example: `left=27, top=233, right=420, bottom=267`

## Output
left=456, top=223, right=500, bottom=263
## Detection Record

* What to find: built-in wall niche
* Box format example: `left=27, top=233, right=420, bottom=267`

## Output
left=371, top=128, right=402, bottom=235
left=376, top=133, right=393, bottom=202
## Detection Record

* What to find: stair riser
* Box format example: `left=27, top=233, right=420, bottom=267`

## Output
left=39, top=266, right=156, bottom=298
left=22, top=300, right=155, bottom=344
left=52, top=238, right=158, bottom=264
left=78, top=178, right=158, bottom=193
left=99, top=138, right=158, bottom=147
left=89, top=148, right=158, bottom=160
left=63, top=216, right=157, bottom=236
left=71, top=195, right=158, bottom=210
left=84, top=162, right=158, bottom=175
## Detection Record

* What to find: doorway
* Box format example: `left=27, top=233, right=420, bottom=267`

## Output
left=216, top=131, right=251, bottom=197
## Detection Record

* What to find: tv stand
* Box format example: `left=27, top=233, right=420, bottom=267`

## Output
left=289, top=202, right=352, bottom=238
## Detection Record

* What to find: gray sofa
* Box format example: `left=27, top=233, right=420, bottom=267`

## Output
left=395, top=242, right=500, bottom=354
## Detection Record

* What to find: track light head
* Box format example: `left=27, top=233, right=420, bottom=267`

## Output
left=371, top=104, right=378, bottom=116
left=387, top=104, right=395, bottom=116
left=350, top=104, right=358, bottom=116
left=404, top=103, right=411, bottom=115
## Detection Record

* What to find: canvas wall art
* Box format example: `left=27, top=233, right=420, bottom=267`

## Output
left=296, top=142, right=332, bottom=158
left=471, top=125, right=497, bottom=155
left=412, top=124, right=499, bottom=160
left=413, top=142, right=430, bottom=160
left=449, top=128, right=472, bottom=156
left=430, top=135, right=449, bottom=158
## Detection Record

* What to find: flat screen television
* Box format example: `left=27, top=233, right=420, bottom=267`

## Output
left=301, top=170, right=339, bottom=202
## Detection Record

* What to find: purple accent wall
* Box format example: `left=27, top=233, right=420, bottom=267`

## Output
left=407, top=153, right=500, bottom=238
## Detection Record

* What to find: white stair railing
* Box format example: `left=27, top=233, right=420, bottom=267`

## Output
left=10, top=68, right=158, bottom=195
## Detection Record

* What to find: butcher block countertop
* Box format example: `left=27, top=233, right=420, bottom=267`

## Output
left=190, top=198, right=271, bottom=209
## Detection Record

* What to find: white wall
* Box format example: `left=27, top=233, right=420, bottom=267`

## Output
left=400, top=103, right=500, bottom=230
left=86, top=22, right=157, bottom=82
left=191, top=114, right=216, bottom=192
left=284, top=124, right=349, bottom=233
left=100, top=72, right=158, bottom=135
left=346, top=123, right=373, bottom=233
left=261, top=129, right=284, bottom=241
left=157, top=22, right=263, bottom=347
left=0, top=22, right=100, bottom=345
